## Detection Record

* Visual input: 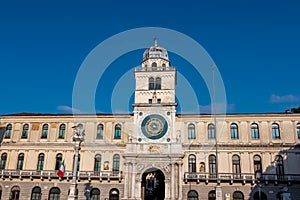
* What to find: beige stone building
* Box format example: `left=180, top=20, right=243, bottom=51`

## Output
left=0, top=42, right=300, bottom=200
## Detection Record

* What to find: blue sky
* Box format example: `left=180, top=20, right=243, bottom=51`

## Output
left=0, top=1, right=300, bottom=115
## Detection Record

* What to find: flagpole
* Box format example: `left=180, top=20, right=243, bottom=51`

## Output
left=212, top=64, right=222, bottom=200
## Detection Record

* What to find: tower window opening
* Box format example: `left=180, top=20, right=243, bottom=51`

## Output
left=148, top=77, right=162, bottom=90
left=155, top=77, right=161, bottom=89
left=152, top=62, right=157, bottom=71
left=149, top=77, right=155, bottom=90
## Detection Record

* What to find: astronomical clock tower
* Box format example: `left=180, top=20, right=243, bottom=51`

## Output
left=123, top=40, right=184, bottom=200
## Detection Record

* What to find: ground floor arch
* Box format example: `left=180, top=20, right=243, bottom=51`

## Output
left=10, top=186, right=20, bottom=200
left=109, top=188, right=119, bottom=200
left=253, top=191, right=267, bottom=200
left=141, top=168, right=165, bottom=200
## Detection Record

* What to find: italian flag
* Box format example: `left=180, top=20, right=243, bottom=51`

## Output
left=57, top=160, right=65, bottom=177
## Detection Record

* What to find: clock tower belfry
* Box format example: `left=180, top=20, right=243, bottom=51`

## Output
left=123, top=40, right=183, bottom=200
left=132, top=39, right=177, bottom=142
left=134, top=39, right=176, bottom=106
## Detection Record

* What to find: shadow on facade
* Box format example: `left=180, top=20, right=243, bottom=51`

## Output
left=249, top=143, right=300, bottom=200
left=84, top=182, right=92, bottom=200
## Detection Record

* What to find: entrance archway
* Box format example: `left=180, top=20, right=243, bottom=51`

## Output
left=141, top=168, right=165, bottom=200
left=253, top=191, right=267, bottom=200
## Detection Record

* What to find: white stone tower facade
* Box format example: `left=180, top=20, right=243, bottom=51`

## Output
left=124, top=40, right=183, bottom=200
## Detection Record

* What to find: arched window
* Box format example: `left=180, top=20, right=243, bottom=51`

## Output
left=188, top=154, right=196, bottom=172
left=272, top=123, right=280, bottom=139
left=149, top=77, right=155, bottom=90
left=187, top=190, right=198, bottom=200
left=155, top=77, right=161, bottom=90
left=94, top=154, right=101, bottom=172
left=58, top=124, right=66, bottom=139
left=90, top=188, right=100, bottom=200
left=188, top=124, right=195, bottom=139
left=21, top=124, right=29, bottom=139
left=233, top=191, right=244, bottom=200
left=96, top=124, right=104, bottom=139
left=10, top=186, right=20, bottom=200
left=231, top=123, right=238, bottom=139
left=113, top=154, right=120, bottom=173
left=276, top=155, right=284, bottom=177
left=162, top=63, right=166, bottom=69
left=151, top=62, right=157, bottom=71
left=208, top=123, right=215, bottom=139
left=209, top=155, right=216, bottom=177
left=41, top=124, right=48, bottom=139
left=208, top=190, right=216, bottom=200
left=109, top=188, right=119, bottom=200
left=31, top=186, right=41, bottom=200
left=232, top=154, right=241, bottom=178
left=37, top=153, right=44, bottom=170
left=55, top=153, right=62, bottom=170
left=114, top=124, right=121, bottom=139
left=296, top=123, right=300, bottom=139
left=0, top=153, right=7, bottom=170
left=251, top=123, right=259, bottom=139
left=5, top=124, right=12, bottom=138
left=17, top=153, right=24, bottom=170
left=253, top=155, right=262, bottom=178
left=49, top=187, right=60, bottom=200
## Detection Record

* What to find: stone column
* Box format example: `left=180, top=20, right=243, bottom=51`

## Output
left=178, top=162, right=183, bottom=200
left=171, top=162, right=175, bottom=200
left=215, top=184, right=222, bottom=200
left=68, top=141, right=80, bottom=200
left=123, top=162, right=129, bottom=199
left=131, top=162, right=137, bottom=199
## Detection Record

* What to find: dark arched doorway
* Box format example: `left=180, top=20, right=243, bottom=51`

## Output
left=142, top=168, right=165, bottom=200
left=109, top=188, right=119, bottom=200
left=253, top=191, right=267, bottom=200
left=10, top=186, right=20, bottom=200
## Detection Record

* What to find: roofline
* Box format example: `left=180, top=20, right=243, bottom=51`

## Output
left=1, top=112, right=300, bottom=118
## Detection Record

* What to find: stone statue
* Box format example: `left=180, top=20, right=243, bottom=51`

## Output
left=72, top=124, right=85, bottom=141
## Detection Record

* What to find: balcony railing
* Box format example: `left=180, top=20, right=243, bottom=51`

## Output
left=135, top=66, right=176, bottom=72
left=0, top=169, right=122, bottom=182
left=184, top=172, right=300, bottom=185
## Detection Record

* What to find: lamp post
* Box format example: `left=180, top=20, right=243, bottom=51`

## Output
left=68, top=124, right=85, bottom=200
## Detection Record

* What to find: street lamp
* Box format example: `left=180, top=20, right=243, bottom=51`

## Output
left=68, top=124, right=85, bottom=200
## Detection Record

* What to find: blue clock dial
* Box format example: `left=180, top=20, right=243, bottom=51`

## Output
left=141, top=114, right=168, bottom=139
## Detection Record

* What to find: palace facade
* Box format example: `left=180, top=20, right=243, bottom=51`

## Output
left=0, top=42, right=300, bottom=200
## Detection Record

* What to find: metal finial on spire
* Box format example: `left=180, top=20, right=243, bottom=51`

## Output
left=154, top=37, right=158, bottom=46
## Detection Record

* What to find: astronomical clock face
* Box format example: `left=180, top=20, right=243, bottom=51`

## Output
left=141, top=114, right=168, bottom=139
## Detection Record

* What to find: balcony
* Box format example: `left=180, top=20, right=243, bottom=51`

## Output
left=184, top=172, right=300, bottom=185
left=0, top=169, right=122, bottom=182
left=134, top=66, right=176, bottom=72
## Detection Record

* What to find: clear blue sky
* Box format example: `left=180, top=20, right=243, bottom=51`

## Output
left=0, top=0, right=300, bottom=115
